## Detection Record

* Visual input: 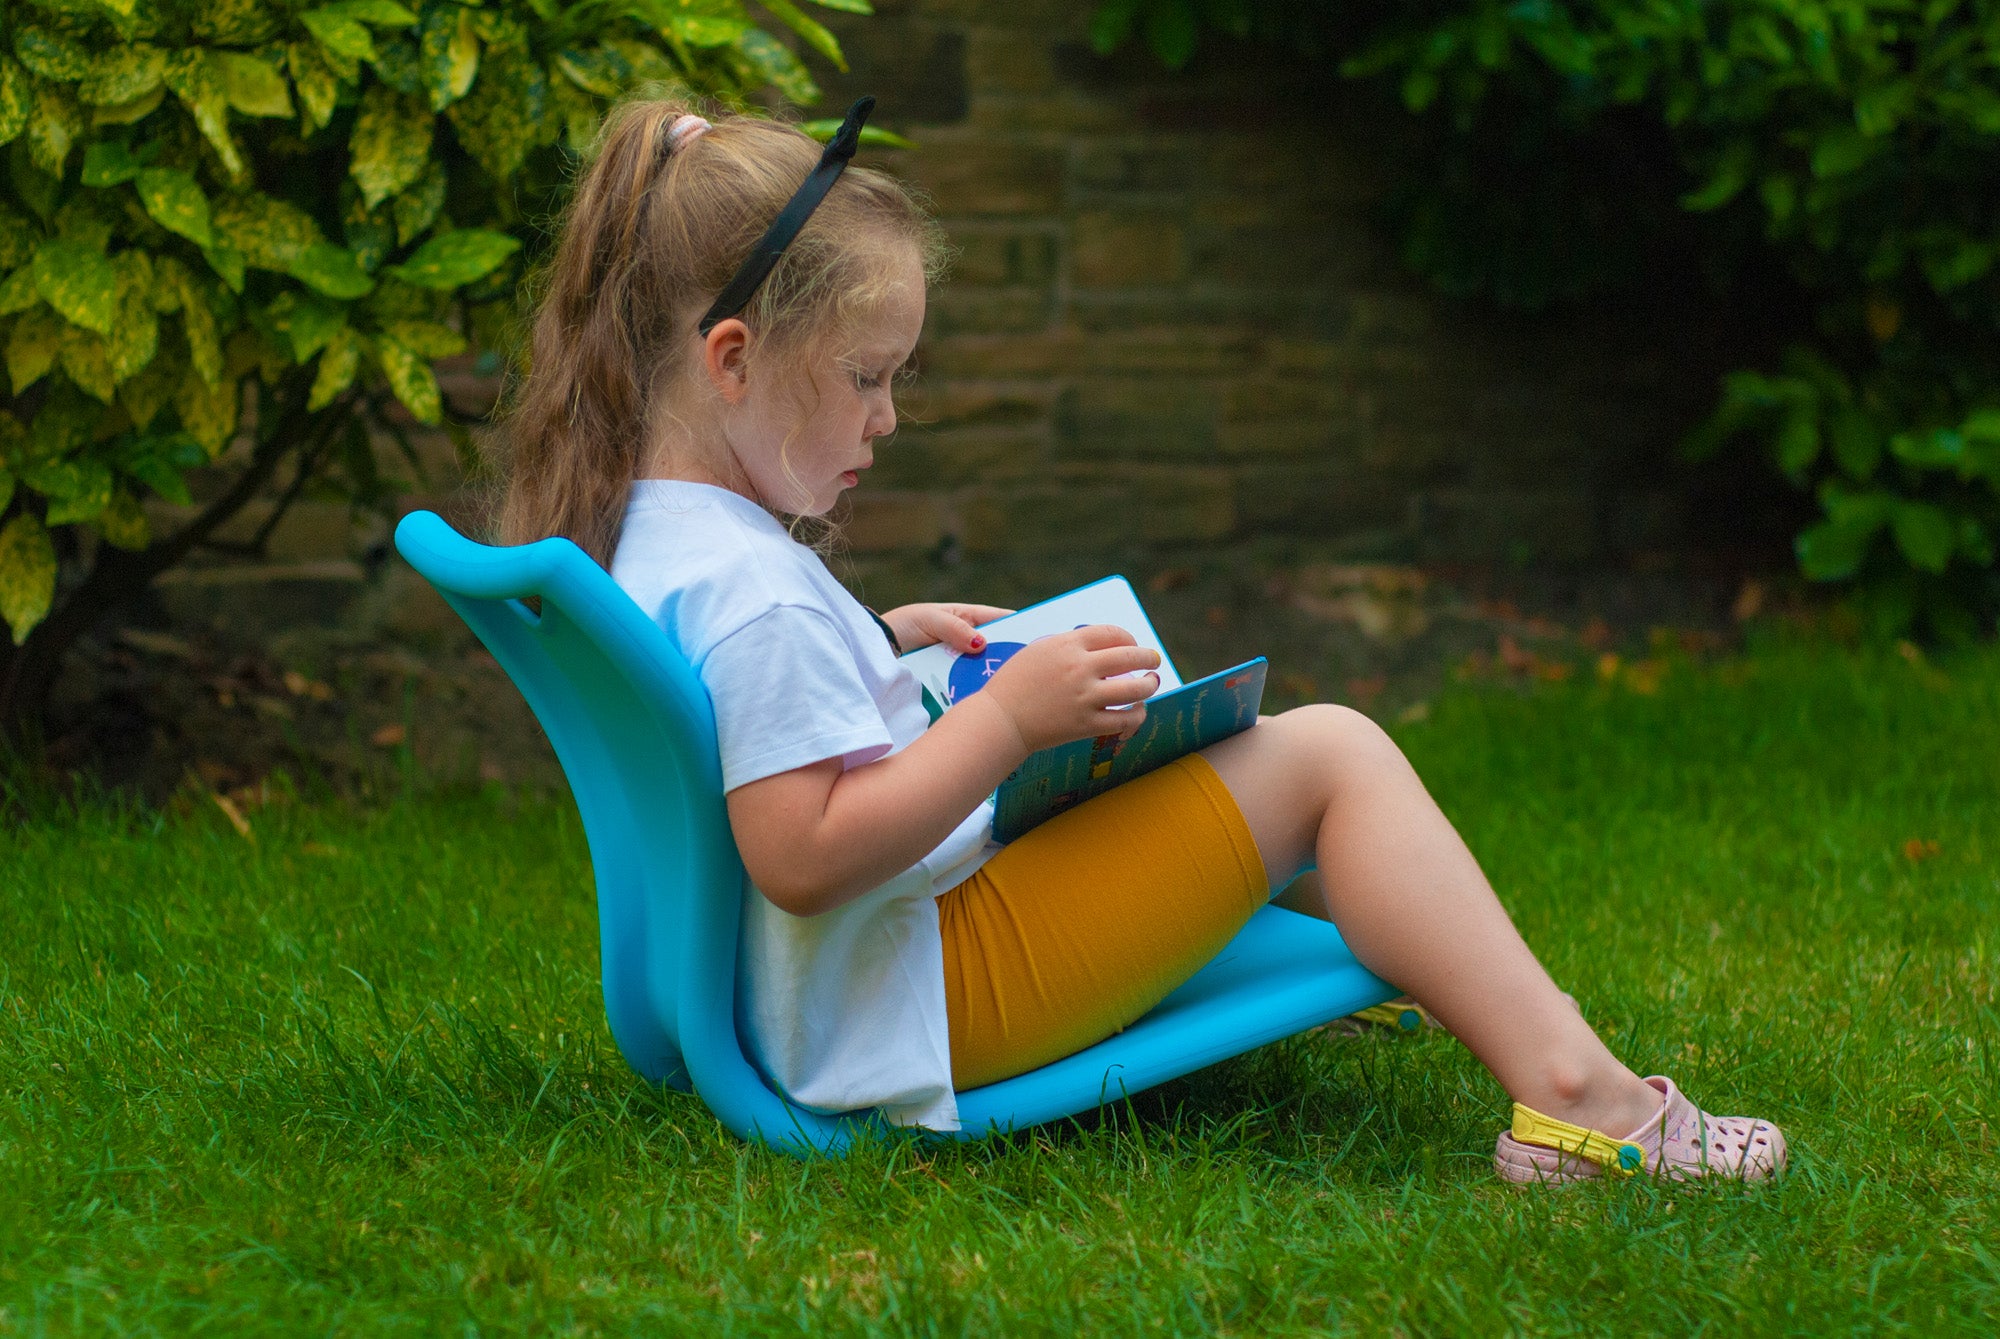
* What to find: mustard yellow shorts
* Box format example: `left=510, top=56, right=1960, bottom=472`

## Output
left=937, top=753, right=1269, bottom=1091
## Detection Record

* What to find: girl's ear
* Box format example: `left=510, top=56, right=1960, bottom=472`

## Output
left=701, top=318, right=753, bottom=405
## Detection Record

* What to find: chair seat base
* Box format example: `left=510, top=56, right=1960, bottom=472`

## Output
left=950, top=904, right=1392, bottom=1137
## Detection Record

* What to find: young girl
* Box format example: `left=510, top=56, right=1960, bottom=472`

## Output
left=500, top=97, right=1786, bottom=1184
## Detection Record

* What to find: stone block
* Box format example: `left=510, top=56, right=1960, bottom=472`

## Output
left=1216, top=419, right=1347, bottom=458
left=900, top=140, right=1064, bottom=215
left=926, top=287, right=1057, bottom=338
left=871, top=427, right=1049, bottom=490
left=1072, top=330, right=1257, bottom=377
left=811, top=10, right=970, bottom=125
left=919, top=331, right=1087, bottom=379
left=945, top=227, right=1060, bottom=288
left=1070, top=141, right=1198, bottom=194
left=1071, top=210, right=1188, bottom=288
left=840, top=491, right=946, bottom=554
left=1055, top=379, right=1218, bottom=459
left=959, top=477, right=1138, bottom=554
left=900, top=380, right=1055, bottom=432
left=966, top=27, right=1056, bottom=95
left=1234, top=462, right=1405, bottom=539
left=1133, top=465, right=1235, bottom=543
left=1222, top=377, right=1347, bottom=425
left=1411, top=488, right=1600, bottom=564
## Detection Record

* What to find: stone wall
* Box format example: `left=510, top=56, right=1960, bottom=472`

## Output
left=156, top=0, right=1737, bottom=632
left=800, top=0, right=1729, bottom=607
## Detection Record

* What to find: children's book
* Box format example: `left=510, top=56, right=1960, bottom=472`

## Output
left=900, top=576, right=1267, bottom=842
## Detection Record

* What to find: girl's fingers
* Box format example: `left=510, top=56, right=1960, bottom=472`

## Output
left=1089, top=645, right=1163, bottom=676
left=1093, top=671, right=1160, bottom=708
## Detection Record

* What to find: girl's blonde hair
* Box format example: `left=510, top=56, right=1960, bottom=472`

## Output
left=500, top=98, right=948, bottom=566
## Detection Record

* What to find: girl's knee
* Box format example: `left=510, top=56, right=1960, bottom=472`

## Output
left=1274, top=703, right=1408, bottom=778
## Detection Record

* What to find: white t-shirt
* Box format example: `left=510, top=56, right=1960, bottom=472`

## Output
left=610, top=480, right=996, bottom=1130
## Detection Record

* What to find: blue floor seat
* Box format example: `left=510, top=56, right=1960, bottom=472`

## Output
left=394, top=511, right=1394, bottom=1157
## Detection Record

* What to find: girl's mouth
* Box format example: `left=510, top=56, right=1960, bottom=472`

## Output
left=841, top=471, right=859, bottom=486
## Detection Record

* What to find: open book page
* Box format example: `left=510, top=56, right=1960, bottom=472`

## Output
left=898, top=576, right=1183, bottom=706
left=898, top=576, right=1264, bottom=841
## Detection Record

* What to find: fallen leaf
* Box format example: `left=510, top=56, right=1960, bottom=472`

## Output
left=211, top=792, right=252, bottom=839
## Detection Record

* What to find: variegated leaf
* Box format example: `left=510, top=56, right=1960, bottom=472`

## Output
left=98, top=488, right=151, bottom=551
left=31, top=239, right=117, bottom=335
left=81, top=140, right=141, bottom=186
left=308, top=325, right=361, bottom=410
left=175, top=274, right=224, bottom=386
left=349, top=85, right=432, bottom=209
left=202, top=242, right=246, bottom=294
left=40, top=456, right=115, bottom=523
left=14, top=28, right=91, bottom=83
left=385, top=228, right=518, bottom=290
left=380, top=317, right=464, bottom=359
left=288, top=42, right=340, bottom=133
left=135, top=167, right=215, bottom=248
left=0, top=57, right=30, bottom=147
left=289, top=243, right=375, bottom=299
left=391, top=160, right=444, bottom=246
left=211, top=191, right=320, bottom=272
left=734, top=28, right=817, bottom=105
left=90, top=86, right=165, bottom=127
left=29, top=83, right=84, bottom=178
left=0, top=468, right=12, bottom=518
left=0, top=268, right=40, bottom=317
left=107, top=253, right=159, bottom=382
left=446, top=48, right=545, bottom=180
left=174, top=370, right=238, bottom=456
left=375, top=331, right=441, bottom=423
left=6, top=306, right=62, bottom=394
left=218, top=53, right=293, bottom=119
left=421, top=3, right=481, bottom=111
left=58, top=324, right=118, bottom=402
left=266, top=291, right=345, bottom=362
left=0, top=514, right=57, bottom=646
left=0, top=206, right=34, bottom=272
left=164, top=51, right=243, bottom=180
left=119, top=355, right=180, bottom=430
left=299, top=9, right=376, bottom=72
left=77, top=44, right=165, bottom=106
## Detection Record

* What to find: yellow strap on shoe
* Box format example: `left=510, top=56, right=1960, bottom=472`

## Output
left=1510, top=1103, right=1647, bottom=1176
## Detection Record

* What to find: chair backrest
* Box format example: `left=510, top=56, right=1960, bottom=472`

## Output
left=393, top=511, right=860, bottom=1154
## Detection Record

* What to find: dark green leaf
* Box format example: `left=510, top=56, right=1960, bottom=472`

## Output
left=135, top=168, right=214, bottom=248
left=28, top=84, right=83, bottom=178
left=1890, top=501, right=1954, bottom=573
left=1810, top=128, right=1877, bottom=180
left=267, top=291, right=346, bottom=362
left=289, top=42, right=340, bottom=133
left=385, top=227, right=519, bottom=290
left=1795, top=517, right=1875, bottom=581
left=446, top=48, right=544, bottom=180
left=6, top=305, right=62, bottom=393
left=289, top=242, right=376, bottom=299
left=734, top=28, right=816, bottom=104
left=756, top=0, right=849, bottom=71
left=81, top=140, right=141, bottom=186
left=423, top=5, right=482, bottom=111
left=163, top=52, right=243, bottom=180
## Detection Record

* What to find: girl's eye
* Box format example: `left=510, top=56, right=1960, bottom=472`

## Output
left=854, top=369, right=889, bottom=392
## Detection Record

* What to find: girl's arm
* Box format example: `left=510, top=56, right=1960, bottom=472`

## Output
left=726, top=626, right=1161, bottom=917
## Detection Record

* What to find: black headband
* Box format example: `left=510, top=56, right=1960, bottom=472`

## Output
left=697, top=96, right=876, bottom=337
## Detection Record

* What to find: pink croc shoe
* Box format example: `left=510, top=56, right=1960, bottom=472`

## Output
left=1493, top=1076, right=1787, bottom=1185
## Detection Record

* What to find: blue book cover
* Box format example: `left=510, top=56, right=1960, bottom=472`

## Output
left=900, top=577, right=1266, bottom=841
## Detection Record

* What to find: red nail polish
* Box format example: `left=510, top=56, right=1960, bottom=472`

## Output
left=969, top=636, right=984, bottom=650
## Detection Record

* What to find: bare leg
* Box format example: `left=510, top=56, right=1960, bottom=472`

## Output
left=1201, top=705, right=1661, bottom=1134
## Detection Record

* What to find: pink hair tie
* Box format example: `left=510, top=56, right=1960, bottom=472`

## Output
left=667, top=114, right=712, bottom=152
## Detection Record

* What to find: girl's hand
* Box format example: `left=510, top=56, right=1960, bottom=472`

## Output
left=881, top=602, right=1014, bottom=655
left=978, top=625, right=1161, bottom=753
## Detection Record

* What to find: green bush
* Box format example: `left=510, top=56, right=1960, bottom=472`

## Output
left=0, top=0, right=872, bottom=734
left=1097, top=0, right=2000, bottom=637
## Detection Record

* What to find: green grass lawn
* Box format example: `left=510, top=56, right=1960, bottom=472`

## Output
left=3, top=639, right=1996, bottom=1335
